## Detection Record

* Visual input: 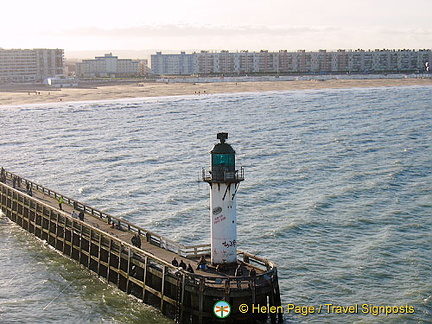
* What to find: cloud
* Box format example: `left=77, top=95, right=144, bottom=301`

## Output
left=52, top=23, right=338, bottom=39
left=378, top=27, right=432, bottom=36
left=41, top=23, right=432, bottom=53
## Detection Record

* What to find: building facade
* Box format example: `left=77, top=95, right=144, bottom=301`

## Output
left=150, top=51, right=196, bottom=75
left=0, top=48, right=64, bottom=84
left=76, top=53, right=148, bottom=78
left=151, top=49, right=432, bottom=75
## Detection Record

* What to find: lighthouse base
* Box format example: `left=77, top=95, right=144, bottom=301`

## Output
left=211, top=261, right=238, bottom=272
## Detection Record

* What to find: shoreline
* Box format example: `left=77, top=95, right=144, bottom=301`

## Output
left=1, top=78, right=432, bottom=106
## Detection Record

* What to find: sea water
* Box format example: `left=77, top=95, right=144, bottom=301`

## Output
left=0, top=86, right=431, bottom=323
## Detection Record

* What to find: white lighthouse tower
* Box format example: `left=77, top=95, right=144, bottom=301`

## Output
left=203, top=133, right=244, bottom=266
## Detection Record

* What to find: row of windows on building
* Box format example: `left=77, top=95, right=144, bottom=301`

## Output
left=151, top=49, right=432, bottom=75
left=0, top=48, right=64, bottom=83
left=75, top=53, right=149, bottom=78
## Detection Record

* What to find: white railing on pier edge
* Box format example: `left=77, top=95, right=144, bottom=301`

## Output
left=3, top=170, right=275, bottom=273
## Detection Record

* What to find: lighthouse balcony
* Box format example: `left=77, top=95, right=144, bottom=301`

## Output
left=202, top=167, right=244, bottom=183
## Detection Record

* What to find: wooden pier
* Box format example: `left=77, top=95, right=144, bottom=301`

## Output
left=0, top=169, right=282, bottom=323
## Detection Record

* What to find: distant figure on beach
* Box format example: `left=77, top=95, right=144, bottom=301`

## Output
left=172, top=257, right=179, bottom=267
left=58, top=196, right=64, bottom=210
left=71, top=210, right=78, bottom=219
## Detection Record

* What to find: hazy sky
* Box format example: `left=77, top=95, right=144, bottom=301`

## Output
left=2, top=0, right=432, bottom=56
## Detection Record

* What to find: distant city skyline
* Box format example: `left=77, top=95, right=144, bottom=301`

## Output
left=2, top=0, right=432, bottom=57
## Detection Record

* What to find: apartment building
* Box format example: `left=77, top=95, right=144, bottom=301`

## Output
left=0, top=48, right=64, bottom=84
left=151, top=49, right=432, bottom=75
left=151, top=52, right=196, bottom=75
left=76, top=53, right=148, bottom=78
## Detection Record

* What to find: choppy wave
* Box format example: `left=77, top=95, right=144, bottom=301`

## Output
left=1, top=85, right=431, bottom=323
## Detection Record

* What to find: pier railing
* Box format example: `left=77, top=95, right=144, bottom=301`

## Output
left=2, top=170, right=274, bottom=273
left=1, top=174, right=278, bottom=289
left=2, top=169, right=282, bottom=323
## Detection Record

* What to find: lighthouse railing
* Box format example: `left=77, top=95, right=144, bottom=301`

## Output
left=201, top=166, right=244, bottom=182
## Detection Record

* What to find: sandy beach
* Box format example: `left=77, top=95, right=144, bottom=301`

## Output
left=1, top=78, right=432, bottom=106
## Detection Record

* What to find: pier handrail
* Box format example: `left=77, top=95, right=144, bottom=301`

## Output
left=1, top=175, right=278, bottom=291
left=0, top=180, right=176, bottom=270
left=2, top=169, right=282, bottom=322
left=184, top=266, right=278, bottom=289
left=3, top=170, right=202, bottom=255
left=3, top=170, right=276, bottom=273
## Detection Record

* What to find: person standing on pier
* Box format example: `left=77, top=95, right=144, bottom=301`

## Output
left=0, top=168, right=5, bottom=183
left=179, top=260, right=186, bottom=270
left=186, top=264, right=194, bottom=273
left=78, top=209, right=85, bottom=221
left=58, top=196, right=64, bottom=210
left=235, top=264, right=243, bottom=277
left=135, top=234, right=141, bottom=248
left=131, top=234, right=142, bottom=248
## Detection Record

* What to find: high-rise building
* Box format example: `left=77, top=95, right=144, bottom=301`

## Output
left=0, top=48, right=64, bottom=84
left=146, top=52, right=194, bottom=76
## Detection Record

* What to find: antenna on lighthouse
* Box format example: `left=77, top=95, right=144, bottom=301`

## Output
left=217, top=132, right=228, bottom=143
left=203, top=133, right=244, bottom=266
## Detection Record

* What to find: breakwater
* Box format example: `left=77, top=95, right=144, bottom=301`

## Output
left=0, top=169, right=281, bottom=323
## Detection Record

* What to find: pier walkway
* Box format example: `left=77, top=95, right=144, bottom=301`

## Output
left=0, top=169, right=281, bottom=323
left=1, top=170, right=266, bottom=277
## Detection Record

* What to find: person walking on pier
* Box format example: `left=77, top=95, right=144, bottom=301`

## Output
left=172, top=257, right=179, bottom=267
left=0, top=168, right=6, bottom=183
left=58, top=196, right=64, bottom=210
left=131, top=234, right=142, bottom=248
left=136, top=234, right=141, bottom=248
left=78, top=209, right=85, bottom=221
